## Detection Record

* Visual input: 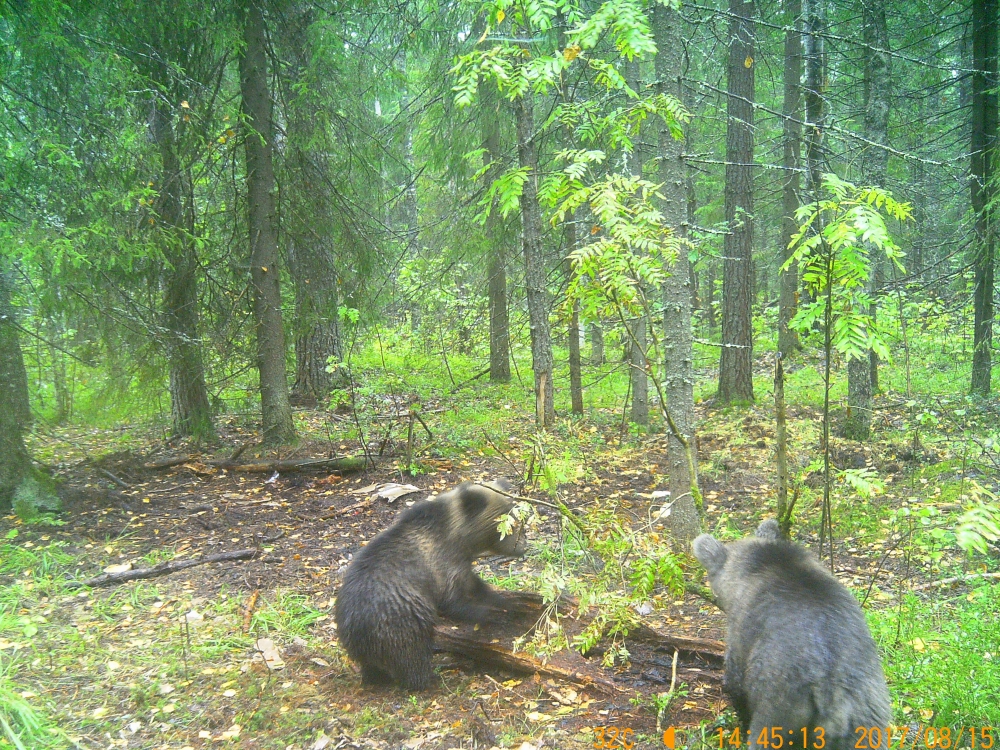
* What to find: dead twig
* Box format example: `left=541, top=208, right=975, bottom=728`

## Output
left=319, top=497, right=372, bottom=520
left=98, top=469, right=131, bottom=489
left=67, top=549, right=259, bottom=589
left=242, top=590, right=260, bottom=634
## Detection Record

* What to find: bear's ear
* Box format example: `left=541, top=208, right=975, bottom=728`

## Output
left=460, top=487, right=489, bottom=518
left=756, top=519, right=781, bottom=541
left=483, top=478, right=513, bottom=494
left=692, top=534, right=728, bottom=574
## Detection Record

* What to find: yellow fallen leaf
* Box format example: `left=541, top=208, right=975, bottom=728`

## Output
left=220, top=724, right=241, bottom=740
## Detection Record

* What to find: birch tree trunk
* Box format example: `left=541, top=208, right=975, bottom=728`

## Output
left=566, top=218, right=584, bottom=414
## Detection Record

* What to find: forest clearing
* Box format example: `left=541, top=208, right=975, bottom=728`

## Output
left=1, top=0, right=999, bottom=748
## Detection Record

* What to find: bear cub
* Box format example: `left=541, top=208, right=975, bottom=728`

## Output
left=693, top=520, right=891, bottom=749
left=334, top=480, right=526, bottom=691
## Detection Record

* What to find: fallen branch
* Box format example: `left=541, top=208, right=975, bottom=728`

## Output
left=144, top=455, right=191, bottom=469
left=910, top=571, right=1000, bottom=592
left=433, top=627, right=618, bottom=695
left=449, top=367, right=491, bottom=394
left=99, top=469, right=131, bottom=489
left=67, top=549, right=259, bottom=589
left=319, top=497, right=372, bottom=520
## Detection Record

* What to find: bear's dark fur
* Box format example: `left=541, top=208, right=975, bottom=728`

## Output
left=693, top=520, right=891, bottom=749
left=334, top=480, right=526, bottom=690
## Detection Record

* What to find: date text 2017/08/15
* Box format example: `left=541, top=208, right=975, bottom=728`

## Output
left=716, top=726, right=996, bottom=749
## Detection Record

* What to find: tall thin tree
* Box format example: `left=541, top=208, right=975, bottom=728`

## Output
left=482, top=91, right=511, bottom=383
left=240, top=0, right=295, bottom=444
left=653, top=2, right=702, bottom=543
left=844, top=0, right=890, bottom=440
left=778, top=0, right=803, bottom=359
left=970, top=0, right=998, bottom=396
left=0, top=266, right=32, bottom=507
left=718, top=0, right=757, bottom=403
left=515, top=93, right=556, bottom=427
left=281, top=6, right=344, bottom=406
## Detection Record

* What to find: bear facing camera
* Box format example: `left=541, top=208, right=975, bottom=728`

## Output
left=334, top=480, right=526, bottom=691
left=693, top=519, right=891, bottom=749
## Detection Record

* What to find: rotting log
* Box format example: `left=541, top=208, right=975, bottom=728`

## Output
left=68, top=549, right=259, bottom=589
left=433, top=627, right=618, bottom=695
left=429, top=590, right=725, bottom=690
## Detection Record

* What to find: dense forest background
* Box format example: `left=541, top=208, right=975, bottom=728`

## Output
left=0, top=0, right=998, bottom=747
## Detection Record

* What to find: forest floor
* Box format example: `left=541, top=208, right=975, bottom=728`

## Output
left=4, top=368, right=1000, bottom=750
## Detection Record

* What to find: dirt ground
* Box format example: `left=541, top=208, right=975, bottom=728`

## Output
left=6, top=403, right=954, bottom=749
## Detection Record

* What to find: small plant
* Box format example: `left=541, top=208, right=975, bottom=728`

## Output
left=10, top=476, right=60, bottom=524
left=954, top=483, right=1000, bottom=556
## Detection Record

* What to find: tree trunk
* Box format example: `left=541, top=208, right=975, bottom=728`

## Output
left=803, top=0, right=827, bottom=202
left=289, top=239, right=342, bottom=405
left=514, top=95, right=555, bottom=428
left=970, top=0, right=998, bottom=396
left=566, top=219, right=584, bottom=414
left=778, top=0, right=803, bottom=359
left=718, top=0, right=756, bottom=404
left=283, top=8, right=343, bottom=406
left=149, top=103, right=214, bottom=439
left=626, top=59, right=648, bottom=425
left=483, top=92, right=511, bottom=383
left=653, top=2, right=702, bottom=544
left=590, top=322, right=605, bottom=365
left=240, top=0, right=295, bottom=445
left=0, top=266, right=32, bottom=508
left=630, top=314, right=649, bottom=425
left=845, top=0, right=890, bottom=440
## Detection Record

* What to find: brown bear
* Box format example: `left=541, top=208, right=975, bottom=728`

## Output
left=693, top=520, right=891, bottom=750
left=334, top=480, right=526, bottom=690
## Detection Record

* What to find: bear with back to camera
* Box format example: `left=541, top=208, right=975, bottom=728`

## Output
left=334, top=479, right=526, bottom=691
left=693, top=520, right=891, bottom=750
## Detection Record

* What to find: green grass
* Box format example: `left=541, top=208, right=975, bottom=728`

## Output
left=870, top=584, right=1000, bottom=723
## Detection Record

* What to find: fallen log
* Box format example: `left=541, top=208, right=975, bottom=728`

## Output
left=427, top=590, right=725, bottom=694
left=215, top=456, right=367, bottom=474
left=433, top=627, right=618, bottom=695
left=500, top=590, right=726, bottom=663
left=67, top=549, right=259, bottom=589
left=144, top=455, right=367, bottom=474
